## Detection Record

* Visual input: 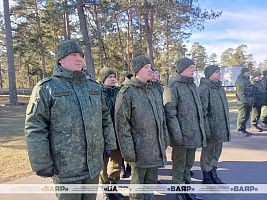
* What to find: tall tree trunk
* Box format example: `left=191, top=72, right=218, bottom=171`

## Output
left=114, top=12, right=125, bottom=71
left=143, top=0, right=154, bottom=68
left=129, top=0, right=135, bottom=59
left=3, top=0, right=17, bottom=105
left=76, top=0, right=96, bottom=80
left=93, top=0, right=104, bottom=68
left=0, top=61, right=2, bottom=89
left=127, top=7, right=131, bottom=71
left=63, top=0, right=71, bottom=40
left=34, top=0, right=47, bottom=78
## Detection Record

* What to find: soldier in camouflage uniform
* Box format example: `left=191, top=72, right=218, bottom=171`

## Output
left=115, top=55, right=169, bottom=200
left=98, top=67, right=125, bottom=200
left=198, top=65, right=231, bottom=184
left=151, top=68, right=164, bottom=97
left=260, top=71, right=267, bottom=127
left=163, top=58, right=205, bottom=200
left=117, top=71, right=132, bottom=88
left=25, top=40, right=117, bottom=200
left=250, top=71, right=266, bottom=132
left=235, top=68, right=254, bottom=137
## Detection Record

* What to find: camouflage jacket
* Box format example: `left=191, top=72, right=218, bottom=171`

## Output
left=235, top=74, right=254, bottom=106
left=163, top=72, right=206, bottom=148
left=99, top=82, right=120, bottom=123
left=25, top=63, right=117, bottom=182
left=152, top=81, right=164, bottom=98
left=251, top=79, right=267, bottom=106
left=115, top=77, right=169, bottom=168
left=198, top=78, right=231, bottom=143
left=261, top=77, right=267, bottom=100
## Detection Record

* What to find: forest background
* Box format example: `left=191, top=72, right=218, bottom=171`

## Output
left=1, top=0, right=267, bottom=105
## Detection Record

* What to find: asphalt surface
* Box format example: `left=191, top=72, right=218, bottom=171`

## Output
left=1, top=112, right=267, bottom=200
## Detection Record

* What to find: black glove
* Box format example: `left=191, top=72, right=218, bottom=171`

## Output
left=36, top=165, right=58, bottom=178
left=103, top=150, right=113, bottom=160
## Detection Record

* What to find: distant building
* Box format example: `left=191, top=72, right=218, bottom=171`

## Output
left=194, top=66, right=245, bottom=88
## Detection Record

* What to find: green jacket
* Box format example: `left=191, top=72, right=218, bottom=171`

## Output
left=261, top=77, right=267, bottom=101
left=152, top=81, right=164, bottom=98
left=115, top=77, right=169, bottom=168
left=163, top=72, right=206, bottom=148
left=251, top=79, right=266, bottom=106
left=235, top=74, right=254, bottom=106
left=198, top=78, right=231, bottom=143
left=25, top=63, right=117, bottom=182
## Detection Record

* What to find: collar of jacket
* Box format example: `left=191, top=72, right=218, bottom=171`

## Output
left=99, top=81, right=118, bottom=95
left=199, top=77, right=222, bottom=89
left=52, top=63, right=86, bottom=85
left=251, top=79, right=260, bottom=84
left=238, top=74, right=250, bottom=81
left=170, top=71, right=194, bottom=83
left=125, top=76, right=152, bottom=91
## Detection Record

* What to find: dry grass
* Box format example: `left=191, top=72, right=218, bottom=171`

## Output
left=0, top=91, right=238, bottom=183
left=0, top=95, right=34, bottom=183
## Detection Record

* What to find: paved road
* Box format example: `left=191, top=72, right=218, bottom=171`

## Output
left=1, top=112, right=267, bottom=200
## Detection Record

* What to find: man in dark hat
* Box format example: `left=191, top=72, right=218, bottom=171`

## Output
left=151, top=68, right=164, bottom=97
left=118, top=71, right=132, bottom=88
left=163, top=57, right=205, bottom=200
left=235, top=67, right=254, bottom=137
left=198, top=65, right=231, bottom=184
left=98, top=67, right=125, bottom=200
left=260, top=70, right=267, bottom=127
left=250, top=71, right=266, bottom=132
left=115, top=55, right=169, bottom=200
left=25, top=40, right=117, bottom=200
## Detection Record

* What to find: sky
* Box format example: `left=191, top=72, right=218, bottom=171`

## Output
left=186, top=0, right=267, bottom=65
left=1, top=0, right=267, bottom=65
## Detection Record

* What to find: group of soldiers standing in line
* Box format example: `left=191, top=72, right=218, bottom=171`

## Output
left=236, top=68, right=267, bottom=137
left=25, top=40, right=232, bottom=200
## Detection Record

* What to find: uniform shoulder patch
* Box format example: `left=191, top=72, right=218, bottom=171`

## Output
left=37, top=77, right=52, bottom=86
left=119, top=85, right=130, bottom=93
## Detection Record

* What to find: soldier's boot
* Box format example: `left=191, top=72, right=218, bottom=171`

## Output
left=176, top=193, right=187, bottom=200
left=237, top=129, right=251, bottom=137
left=202, top=171, right=213, bottom=184
left=210, top=168, right=225, bottom=184
left=261, top=121, right=267, bottom=128
left=184, top=193, right=202, bottom=200
left=251, top=124, right=262, bottom=132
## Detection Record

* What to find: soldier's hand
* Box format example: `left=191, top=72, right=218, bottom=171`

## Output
left=124, top=155, right=136, bottom=162
left=103, top=150, right=113, bottom=160
left=36, top=165, right=58, bottom=178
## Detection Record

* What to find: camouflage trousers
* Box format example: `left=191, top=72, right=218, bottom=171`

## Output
left=237, top=104, right=252, bottom=130
left=172, top=147, right=196, bottom=184
left=99, top=149, right=123, bottom=184
left=52, top=174, right=99, bottom=200
left=129, top=165, right=158, bottom=200
left=200, top=142, right=223, bottom=172
left=260, top=105, right=267, bottom=122
left=251, top=106, right=262, bottom=125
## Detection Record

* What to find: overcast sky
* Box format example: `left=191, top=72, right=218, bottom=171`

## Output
left=186, top=0, right=267, bottom=65
left=1, top=0, right=267, bottom=64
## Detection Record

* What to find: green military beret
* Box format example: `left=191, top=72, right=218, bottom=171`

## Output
left=131, top=55, right=151, bottom=76
left=99, top=67, right=116, bottom=83
left=252, top=71, right=261, bottom=79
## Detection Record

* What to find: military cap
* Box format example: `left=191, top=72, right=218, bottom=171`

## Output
left=56, top=40, right=84, bottom=61
left=204, top=65, right=220, bottom=79
left=252, top=71, right=261, bottom=79
left=241, top=67, right=250, bottom=75
left=119, top=71, right=132, bottom=82
left=176, top=58, right=195, bottom=74
left=99, top=67, right=116, bottom=83
left=131, top=55, right=151, bottom=76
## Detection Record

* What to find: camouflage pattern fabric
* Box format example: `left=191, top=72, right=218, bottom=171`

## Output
left=129, top=166, right=158, bottom=200
left=53, top=174, right=99, bottom=200
left=251, top=106, right=262, bottom=125
left=25, top=63, right=117, bottom=183
left=152, top=81, right=164, bottom=98
left=237, top=104, right=252, bottom=130
left=200, top=142, right=223, bottom=172
left=251, top=79, right=266, bottom=107
left=261, top=77, right=267, bottom=122
left=163, top=72, right=206, bottom=148
left=198, top=78, right=231, bottom=143
left=235, top=74, right=254, bottom=106
left=172, top=147, right=196, bottom=184
left=115, top=77, right=169, bottom=168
